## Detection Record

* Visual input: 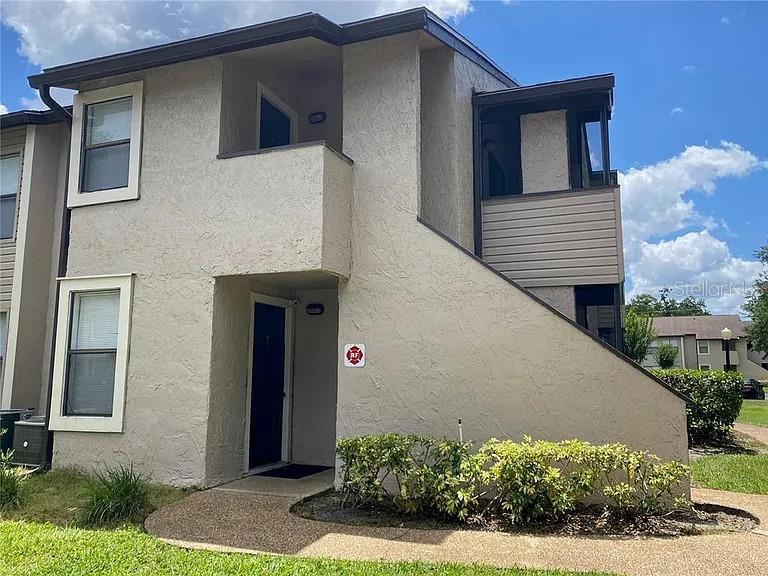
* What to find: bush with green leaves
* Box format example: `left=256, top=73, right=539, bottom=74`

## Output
left=623, top=310, right=657, bottom=363
left=652, top=368, right=743, bottom=444
left=337, top=434, right=689, bottom=525
left=0, top=429, right=25, bottom=510
left=81, top=464, right=150, bottom=524
left=654, top=343, right=679, bottom=369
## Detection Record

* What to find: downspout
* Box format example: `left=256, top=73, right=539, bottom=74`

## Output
left=39, top=85, right=72, bottom=470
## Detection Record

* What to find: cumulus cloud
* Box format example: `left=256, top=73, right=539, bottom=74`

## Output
left=720, top=16, right=731, bottom=24
left=670, top=106, right=684, bottom=115
left=1, top=0, right=472, bottom=69
left=0, top=103, right=8, bottom=115
left=621, top=142, right=767, bottom=314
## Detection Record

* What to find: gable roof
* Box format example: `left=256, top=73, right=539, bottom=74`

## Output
left=652, top=315, right=749, bottom=340
left=28, top=8, right=516, bottom=91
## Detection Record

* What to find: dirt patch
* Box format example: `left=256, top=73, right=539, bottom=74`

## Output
left=689, top=430, right=768, bottom=461
left=292, top=490, right=758, bottom=538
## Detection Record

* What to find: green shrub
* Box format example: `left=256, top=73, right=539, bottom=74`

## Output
left=81, top=464, right=149, bottom=524
left=337, top=434, right=689, bottom=525
left=0, top=429, right=25, bottom=510
left=654, top=344, right=679, bottom=369
left=652, top=369, right=743, bottom=444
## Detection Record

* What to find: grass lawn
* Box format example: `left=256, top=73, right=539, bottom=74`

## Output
left=0, top=470, right=614, bottom=576
left=0, top=468, right=191, bottom=526
left=0, top=523, right=614, bottom=576
left=692, top=454, right=768, bottom=495
left=737, top=400, right=768, bottom=428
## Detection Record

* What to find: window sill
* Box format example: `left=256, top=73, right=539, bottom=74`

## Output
left=48, top=415, right=123, bottom=433
left=68, top=186, right=139, bottom=208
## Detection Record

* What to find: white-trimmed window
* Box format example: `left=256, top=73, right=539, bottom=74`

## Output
left=697, top=340, right=710, bottom=355
left=68, top=82, right=143, bottom=207
left=1, top=154, right=21, bottom=240
left=699, top=364, right=711, bottom=371
left=50, top=275, right=134, bottom=433
left=256, top=83, right=298, bottom=150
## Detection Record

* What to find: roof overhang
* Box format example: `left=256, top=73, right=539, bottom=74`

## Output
left=0, top=108, right=67, bottom=129
left=27, top=8, right=516, bottom=91
left=473, top=73, right=614, bottom=115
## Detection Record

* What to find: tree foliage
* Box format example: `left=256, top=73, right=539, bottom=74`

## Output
left=623, top=309, right=657, bottom=363
left=654, top=343, right=679, bottom=369
left=627, top=287, right=710, bottom=317
left=744, top=240, right=768, bottom=355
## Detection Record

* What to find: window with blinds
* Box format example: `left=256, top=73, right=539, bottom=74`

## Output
left=63, top=290, right=119, bottom=416
left=1, top=154, right=21, bottom=239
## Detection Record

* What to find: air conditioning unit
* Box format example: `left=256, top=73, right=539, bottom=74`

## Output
left=12, top=417, right=46, bottom=467
left=0, top=409, right=36, bottom=452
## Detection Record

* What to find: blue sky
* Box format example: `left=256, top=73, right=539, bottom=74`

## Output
left=1, top=1, right=766, bottom=314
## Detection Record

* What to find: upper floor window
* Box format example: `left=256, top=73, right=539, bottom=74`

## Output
left=0, top=154, right=21, bottom=239
left=257, top=83, right=297, bottom=150
left=697, top=340, right=710, bottom=355
left=721, top=339, right=736, bottom=352
left=68, top=82, right=143, bottom=208
left=49, top=274, right=134, bottom=433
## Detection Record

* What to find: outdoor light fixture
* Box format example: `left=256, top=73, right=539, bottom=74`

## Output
left=306, top=303, right=325, bottom=315
left=308, top=111, right=326, bottom=124
left=722, top=327, right=733, bottom=372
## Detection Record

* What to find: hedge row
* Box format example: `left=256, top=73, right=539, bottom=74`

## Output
left=336, top=434, right=689, bottom=525
left=651, top=369, right=743, bottom=444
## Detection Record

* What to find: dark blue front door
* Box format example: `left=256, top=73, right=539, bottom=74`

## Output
left=249, top=302, right=286, bottom=469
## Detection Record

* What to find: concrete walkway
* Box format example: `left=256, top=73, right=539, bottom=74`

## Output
left=145, top=486, right=767, bottom=576
left=735, top=421, right=768, bottom=447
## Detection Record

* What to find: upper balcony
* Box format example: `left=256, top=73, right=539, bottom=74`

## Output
left=472, top=75, right=623, bottom=289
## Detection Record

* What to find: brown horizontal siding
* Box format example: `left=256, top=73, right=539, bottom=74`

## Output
left=481, top=187, right=622, bottom=287
left=1, top=126, right=26, bottom=310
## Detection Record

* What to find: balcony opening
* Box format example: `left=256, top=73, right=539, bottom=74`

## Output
left=575, top=284, right=623, bottom=351
left=218, top=38, right=342, bottom=158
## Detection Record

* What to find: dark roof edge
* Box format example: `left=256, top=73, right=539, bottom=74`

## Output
left=28, top=8, right=516, bottom=90
left=416, top=215, right=693, bottom=406
left=474, top=73, right=614, bottom=107
left=1, top=107, right=69, bottom=129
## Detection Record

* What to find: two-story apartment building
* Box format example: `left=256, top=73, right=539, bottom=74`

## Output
left=642, top=315, right=768, bottom=380
left=1, top=9, right=687, bottom=487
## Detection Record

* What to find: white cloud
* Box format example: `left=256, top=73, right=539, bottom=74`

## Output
left=19, top=87, right=75, bottom=111
left=0, top=103, right=8, bottom=115
left=681, top=64, right=698, bottom=72
left=670, top=106, right=684, bottom=115
left=721, top=16, right=731, bottom=24
left=621, top=142, right=767, bottom=314
left=628, top=231, right=765, bottom=315
left=1, top=1, right=473, bottom=69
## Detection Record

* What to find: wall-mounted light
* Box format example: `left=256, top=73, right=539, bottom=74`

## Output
left=308, top=111, right=326, bottom=125
left=306, top=303, right=325, bottom=316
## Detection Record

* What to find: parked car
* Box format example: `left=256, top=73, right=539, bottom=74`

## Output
left=742, top=378, right=766, bottom=400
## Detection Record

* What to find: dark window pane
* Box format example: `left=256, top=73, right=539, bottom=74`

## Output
left=1, top=195, right=16, bottom=239
left=65, top=352, right=116, bottom=416
left=259, top=97, right=291, bottom=149
left=82, top=142, right=130, bottom=192
left=85, top=98, right=132, bottom=145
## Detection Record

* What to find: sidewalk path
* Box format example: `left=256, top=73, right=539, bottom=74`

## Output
left=734, top=421, right=768, bottom=447
left=145, top=487, right=766, bottom=576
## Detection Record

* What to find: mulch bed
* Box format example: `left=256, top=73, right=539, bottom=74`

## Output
left=292, top=491, right=758, bottom=538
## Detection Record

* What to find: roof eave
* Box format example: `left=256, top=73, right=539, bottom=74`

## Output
left=28, top=8, right=516, bottom=91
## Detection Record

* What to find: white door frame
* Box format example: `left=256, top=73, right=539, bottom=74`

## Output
left=244, top=292, right=295, bottom=474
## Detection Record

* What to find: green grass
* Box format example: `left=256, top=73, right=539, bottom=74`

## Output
left=0, top=468, right=191, bottom=527
left=692, top=454, right=768, bottom=494
left=737, top=399, right=768, bottom=428
left=0, top=521, right=614, bottom=576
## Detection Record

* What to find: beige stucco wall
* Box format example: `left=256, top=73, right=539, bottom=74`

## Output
left=54, top=57, right=349, bottom=485
left=1, top=123, right=67, bottom=411
left=419, top=46, right=507, bottom=249
left=521, top=110, right=569, bottom=194
left=291, top=288, right=339, bottom=467
left=528, top=286, right=576, bottom=320
left=338, top=34, right=688, bottom=468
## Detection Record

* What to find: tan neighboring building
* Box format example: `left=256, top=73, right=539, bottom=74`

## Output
left=1, top=9, right=688, bottom=487
left=642, top=315, right=768, bottom=380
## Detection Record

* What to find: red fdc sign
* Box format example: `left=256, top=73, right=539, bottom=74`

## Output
left=344, top=344, right=366, bottom=367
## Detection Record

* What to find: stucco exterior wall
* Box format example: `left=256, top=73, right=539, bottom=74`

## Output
left=521, top=110, right=569, bottom=194
left=291, top=288, right=339, bottom=467
left=54, top=56, right=348, bottom=485
left=1, top=123, right=66, bottom=411
left=338, top=34, right=688, bottom=467
left=418, top=46, right=507, bottom=249
left=682, top=335, right=698, bottom=369
left=528, top=286, right=576, bottom=320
